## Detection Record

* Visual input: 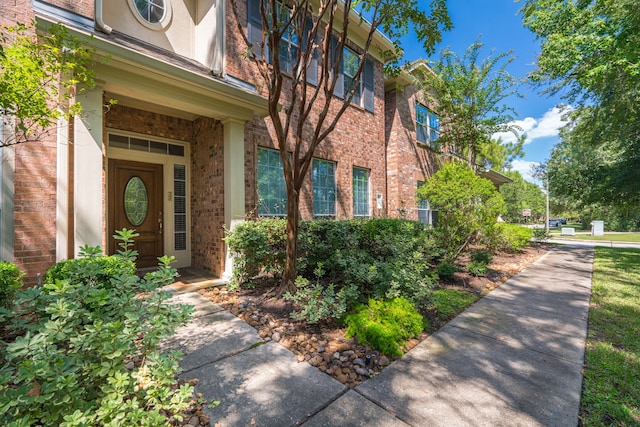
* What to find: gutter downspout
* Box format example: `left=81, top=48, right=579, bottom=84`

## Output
left=95, top=0, right=112, bottom=34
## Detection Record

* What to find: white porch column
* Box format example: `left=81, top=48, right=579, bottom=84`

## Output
left=222, top=118, right=246, bottom=279
left=73, top=86, right=104, bottom=255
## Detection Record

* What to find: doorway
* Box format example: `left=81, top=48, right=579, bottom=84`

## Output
left=108, top=159, right=164, bottom=268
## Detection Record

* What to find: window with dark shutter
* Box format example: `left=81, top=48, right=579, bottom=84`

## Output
left=247, top=0, right=265, bottom=58
left=363, top=58, right=374, bottom=112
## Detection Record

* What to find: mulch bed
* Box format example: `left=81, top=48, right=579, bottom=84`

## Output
left=198, top=244, right=549, bottom=389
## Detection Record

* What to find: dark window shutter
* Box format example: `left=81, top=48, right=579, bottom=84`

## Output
left=331, top=35, right=344, bottom=98
left=303, top=17, right=318, bottom=85
left=247, top=0, right=267, bottom=59
left=363, top=58, right=374, bottom=112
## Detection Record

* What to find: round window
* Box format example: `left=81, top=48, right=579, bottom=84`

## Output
left=134, top=0, right=166, bottom=24
left=128, top=0, right=172, bottom=30
left=124, top=177, right=149, bottom=226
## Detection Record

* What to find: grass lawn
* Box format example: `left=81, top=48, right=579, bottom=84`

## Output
left=579, top=247, right=640, bottom=425
left=550, top=232, right=640, bottom=242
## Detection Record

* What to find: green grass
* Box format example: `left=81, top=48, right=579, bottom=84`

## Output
left=429, top=289, right=479, bottom=320
left=549, top=232, right=640, bottom=242
left=579, top=247, right=640, bottom=426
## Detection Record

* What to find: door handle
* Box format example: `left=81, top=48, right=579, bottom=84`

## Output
left=158, top=211, right=163, bottom=235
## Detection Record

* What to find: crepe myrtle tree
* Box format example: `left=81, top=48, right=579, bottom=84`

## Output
left=0, top=22, right=100, bottom=147
left=230, top=0, right=451, bottom=294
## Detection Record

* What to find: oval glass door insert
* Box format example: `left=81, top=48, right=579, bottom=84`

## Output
left=124, top=176, right=148, bottom=226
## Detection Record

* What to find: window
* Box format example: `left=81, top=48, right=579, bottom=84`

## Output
left=247, top=0, right=317, bottom=84
left=257, top=147, right=287, bottom=216
left=134, top=0, right=165, bottom=23
left=312, top=159, right=336, bottom=217
left=353, top=167, right=370, bottom=217
left=416, top=103, right=440, bottom=147
left=417, top=181, right=430, bottom=225
left=330, top=38, right=375, bottom=112
left=174, top=165, right=187, bottom=250
left=343, top=47, right=361, bottom=105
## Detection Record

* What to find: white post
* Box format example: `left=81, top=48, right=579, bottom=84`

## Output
left=222, top=119, right=246, bottom=279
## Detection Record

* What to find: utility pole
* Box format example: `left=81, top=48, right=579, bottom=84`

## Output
left=545, top=175, right=550, bottom=234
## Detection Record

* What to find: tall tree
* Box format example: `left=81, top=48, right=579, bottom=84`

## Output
left=499, top=171, right=545, bottom=223
left=414, top=39, right=524, bottom=168
left=520, top=0, right=640, bottom=206
left=0, top=22, right=97, bottom=146
left=230, top=0, right=451, bottom=293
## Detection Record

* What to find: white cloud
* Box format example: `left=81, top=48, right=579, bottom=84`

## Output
left=510, top=159, right=540, bottom=183
left=493, top=106, right=572, bottom=145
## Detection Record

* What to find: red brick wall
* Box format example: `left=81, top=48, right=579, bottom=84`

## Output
left=190, top=117, right=225, bottom=277
left=385, top=84, right=439, bottom=220
left=0, top=0, right=33, bottom=27
left=12, top=131, right=58, bottom=285
left=46, top=0, right=94, bottom=19
left=105, top=105, right=194, bottom=143
left=228, top=0, right=387, bottom=220
left=2, top=1, right=55, bottom=285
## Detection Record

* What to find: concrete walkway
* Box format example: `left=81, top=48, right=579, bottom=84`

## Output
left=163, top=245, right=594, bottom=426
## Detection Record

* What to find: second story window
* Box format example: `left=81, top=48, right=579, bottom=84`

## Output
left=343, top=47, right=361, bottom=105
left=247, top=0, right=318, bottom=84
left=134, top=0, right=166, bottom=24
left=416, top=102, right=440, bottom=148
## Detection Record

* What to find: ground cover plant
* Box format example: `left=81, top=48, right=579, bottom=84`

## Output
left=580, top=247, right=640, bottom=425
left=0, top=230, right=196, bottom=426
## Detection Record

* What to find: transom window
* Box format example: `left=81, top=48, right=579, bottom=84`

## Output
left=416, top=103, right=440, bottom=147
left=353, top=167, right=370, bottom=218
left=312, top=159, right=336, bottom=217
left=257, top=147, right=287, bottom=216
left=134, top=0, right=166, bottom=24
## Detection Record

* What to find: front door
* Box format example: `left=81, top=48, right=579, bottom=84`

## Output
left=108, top=159, right=164, bottom=268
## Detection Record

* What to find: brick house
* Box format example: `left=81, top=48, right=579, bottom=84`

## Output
left=1, top=0, right=445, bottom=285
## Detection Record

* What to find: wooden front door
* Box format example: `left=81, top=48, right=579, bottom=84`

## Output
left=108, top=159, right=164, bottom=268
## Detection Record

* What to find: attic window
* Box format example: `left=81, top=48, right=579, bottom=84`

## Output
left=128, top=0, right=172, bottom=29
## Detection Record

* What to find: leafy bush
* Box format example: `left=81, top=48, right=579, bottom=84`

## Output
left=483, top=223, right=533, bottom=252
left=345, top=297, right=425, bottom=357
left=417, top=161, right=506, bottom=263
left=429, top=289, right=478, bottom=320
left=466, top=260, right=488, bottom=277
left=284, top=264, right=359, bottom=324
left=226, top=218, right=438, bottom=306
left=224, top=218, right=287, bottom=287
left=470, top=249, right=493, bottom=265
left=0, top=230, right=195, bottom=426
left=435, top=262, right=459, bottom=281
left=0, top=262, right=23, bottom=310
left=532, top=227, right=550, bottom=243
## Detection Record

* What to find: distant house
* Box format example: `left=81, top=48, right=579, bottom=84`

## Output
left=0, top=0, right=504, bottom=285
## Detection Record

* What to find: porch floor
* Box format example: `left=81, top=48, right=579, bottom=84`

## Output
left=164, top=267, right=227, bottom=294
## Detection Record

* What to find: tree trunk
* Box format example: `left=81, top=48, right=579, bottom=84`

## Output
left=279, top=187, right=300, bottom=296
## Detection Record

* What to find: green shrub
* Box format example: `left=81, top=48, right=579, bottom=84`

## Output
left=43, top=252, right=136, bottom=287
left=0, top=230, right=195, bottom=426
left=226, top=218, right=439, bottom=305
left=532, top=227, right=550, bottom=243
left=284, top=264, right=360, bottom=324
left=0, top=262, right=23, bottom=310
left=466, top=260, right=489, bottom=277
left=435, top=262, right=459, bottom=281
left=470, top=249, right=493, bottom=265
left=345, top=297, right=425, bottom=357
left=483, top=223, right=533, bottom=252
left=224, top=218, right=287, bottom=287
left=429, top=289, right=478, bottom=320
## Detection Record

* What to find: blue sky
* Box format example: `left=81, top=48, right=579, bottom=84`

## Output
left=399, top=0, right=569, bottom=183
